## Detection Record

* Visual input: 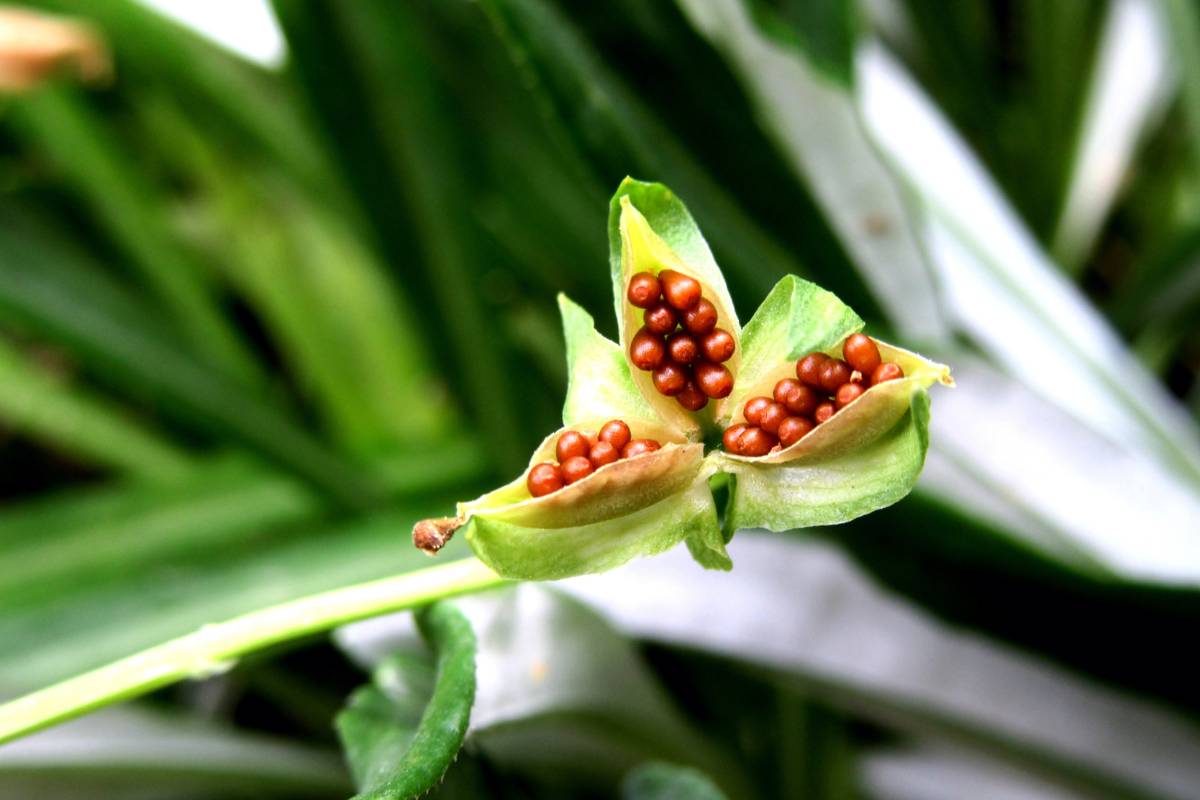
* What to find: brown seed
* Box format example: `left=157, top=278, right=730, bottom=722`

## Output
left=722, top=423, right=748, bottom=454
left=584, top=431, right=599, bottom=449
left=778, top=416, right=814, bottom=448
left=667, top=332, right=699, bottom=365
left=560, top=455, right=593, bottom=484
left=659, top=269, right=702, bottom=310
left=627, top=271, right=661, bottom=308
left=795, top=352, right=830, bottom=388
left=643, top=303, right=678, bottom=336
left=676, top=379, right=708, bottom=410
left=758, top=401, right=789, bottom=435
left=818, top=358, right=852, bottom=393
left=738, top=427, right=777, bottom=457
left=622, top=439, right=661, bottom=458
left=836, top=382, right=865, bottom=408
left=652, top=361, right=688, bottom=396
left=556, top=430, right=590, bottom=463
left=871, top=362, right=904, bottom=385
left=814, top=402, right=836, bottom=424
left=743, top=396, right=772, bottom=425
left=695, top=361, right=733, bottom=398
left=598, top=419, right=631, bottom=450
left=774, top=379, right=819, bottom=416
left=629, top=327, right=665, bottom=371
left=527, top=462, right=564, bottom=497
left=700, top=328, right=735, bottom=363
left=589, top=440, right=619, bottom=467
left=683, top=299, right=718, bottom=335
left=843, top=333, right=882, bottom=375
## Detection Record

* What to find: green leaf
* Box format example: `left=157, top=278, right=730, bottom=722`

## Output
left=466, top=470, right=719, bottom=580
left=723, top=274, right=863, bottom=425
left=337, top=603, right=476, bottom=800
left=558, top=293, right=659, bottom=429
left=608, top=179, right=742, bottom=436
left=622, top=762, right=729, bottom=800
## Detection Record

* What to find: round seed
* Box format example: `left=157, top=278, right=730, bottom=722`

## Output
left=835, top=382, right=865, bottom=408
left=795, top=352, right=829, bottom=388
left=743, top=396, right=773, bottom=426
left=627, top=272, right=661, bottom=308
left=653, top=361, right=688, bottom=396
left=843, top=333, right=881, bottom=374
left=814, top=402, right=836, bottom=424
left=584, top=431, right=599, bottom=449
left=695, top=361, right=733, bottom=398
left=560, top=455, right=593, bottom=484
left=589, top=440, right=619, bottom=467
left=527, top=462, right=564, bottom=497
left=683, top=299, right=718, bottom=335
left=556, top=430, right=590, bottom=463
left=758, top=401, right=789, bottom=435
left=643, top=303, right=677, bottom=335
left=598, top=419, right=631, bottom=450
left=722, top=423, right=748, bottom=454
left=774, top=378, right=818, bottom=416
left=818, top=358, right=852, bottom=393
left=778, top=416, right=814, bottom=447
left=700, top=328, right=735, bottom=363
left=622, top=439, right=662, bottom=458
left=667, top=332, right=699, bottom=365
left=871, top=362, right=904, bottom=385
left=738, top=427, right=777, bottom=456
left=659, top=269, right=701, bottom=310
left=676, top=379, right=708, bottom=410
left=629, top=327, right=665, bottom=371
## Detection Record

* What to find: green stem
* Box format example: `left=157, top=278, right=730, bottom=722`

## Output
left=0, top=557, right=505, bottom=745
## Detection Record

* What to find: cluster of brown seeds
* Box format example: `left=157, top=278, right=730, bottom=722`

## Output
left=526, top=419, right=662, bottom=497
left=723, top=333, right=905, bottom=456
left=627, top=271, right=735, bottom=411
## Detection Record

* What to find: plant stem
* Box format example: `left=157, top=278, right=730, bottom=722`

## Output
left=0, top=557, right=505, bottom=745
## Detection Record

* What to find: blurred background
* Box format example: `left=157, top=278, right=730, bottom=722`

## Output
left=1, top=0, right=1199, bottom=798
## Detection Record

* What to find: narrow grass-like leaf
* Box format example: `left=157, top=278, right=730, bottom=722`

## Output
left=337, top=603, right=476, bottom=800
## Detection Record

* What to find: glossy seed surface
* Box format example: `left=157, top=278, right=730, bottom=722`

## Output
left=695, top=361, right=733, bottom=398
left=758, top=401, right=789, bottom=435
left=871, top=362, right=904, bottom=385
left=722, top=424, right=748, bottom=453
left=598, top=419, right=631, bottom=450
left=700, top=329, right=735, bottom=363
left=843, top=333, right=881, bottom=374
left=629, top=327, right=666, bottom=371
left=777, top=416, right=814, bottom=447
left=676, top=380, right=708, bottom=410
left=818, top=358, right=852, bottom=393
left=658, top=269, right=701, bottom=310
left=814, top=402, right=835, bottom=424
left=738, top=427, right=777, bottom=456
left=652, top=361, right=688, bottom=396
left=527, top=462, right=564, bottom=497
left=796, top=353, right=829, bottom=387
left=643, top=303, right=677, bottom=335
left=683, top=299, right=717, bottom=335
left=835, top=382, right=865, bottom=408
left=743, top=396, right=772, bottom=426
left=667, top=332, right=698, bottom=365
left=626, top=272, right=661, bottom=308
left=589, top=440, right=619, bottom=467
left=560, top=455, right=593, bottom=484
left=556, top=430, right=590, bottom=463
left=622, top=439, right=662, bottom=458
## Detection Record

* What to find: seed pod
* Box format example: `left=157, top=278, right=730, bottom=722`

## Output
left=560, top=455, right=594, bottom=485
left=818, top=358, right=852, bottom=393
left=777, top=415, right=814, bottom=448
left=598, top=419, right=631, bottom=450
left=527, top=462, right=564, bottom=497
left=700, top=328, right=735, bottom=363
left=589, top=440, right=619, bottom=467
left=814, top=402, right=835, bottom=424
left=836, top=382, right=865, bottom=408
left=758, top=401, right=789, bottom=435
left=659, top=269, right=702, bottom=310
left=629, top=327, right=666, bottom=371
left=743, top=396, right=772, bottom=426
left=722, top=423, right=748, bottom=453
left=556, top=430, right=590, bottom=463
left=795, top=352, right=829, bottom=388
left=626, top=271, right=661, bottom=309
left=652, top=361, right=688, bottom=396
left=676, top=379, right=708, bottom=410
left=643, top=302, right=678, bottom=336
left=871, top=362, right=904, bottom=385
left=695, top=361, right=733, bottom=398
left=667, top=332, right=698, bottom=365
left=775, top=379, right=818, bottom=416
left=683, top=299, right=718, bottom=335
left=738, top=427, right=777, bottom=456
left=843, top=333, right=881, bottom=375
left=622, top=438, right=661, bottom=458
